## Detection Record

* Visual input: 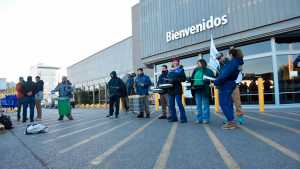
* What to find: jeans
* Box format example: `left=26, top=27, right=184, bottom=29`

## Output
left=160, top=94, right=169, bottom=116
left=17, top=98, right=24, bottom=119
left=109, top=95, right=120, bottom=117
left=219, top=87, right=235, bottom=122
left=195, top=91, right=210, bottom=122
left=23, top=96, right=35, bottom=122
left=168, top=95, right=187, bottom=122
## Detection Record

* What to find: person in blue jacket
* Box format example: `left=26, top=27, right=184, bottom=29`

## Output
left=135, top=68, right=152, bottom=118
left=214, top=48, right=244, bottom=129
left=167, top=58, right=188, bottom=123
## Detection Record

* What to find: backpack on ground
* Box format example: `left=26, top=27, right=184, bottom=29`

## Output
left=25, top=124, right=48, bottom=135
left=0, top=114, right=13, bottom=129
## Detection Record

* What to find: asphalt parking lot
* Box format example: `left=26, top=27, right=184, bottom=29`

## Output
left=0, top=107, right=299, bottom=169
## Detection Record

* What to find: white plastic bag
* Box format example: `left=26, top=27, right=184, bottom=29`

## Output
left=25, top=124, right=48, bottom=135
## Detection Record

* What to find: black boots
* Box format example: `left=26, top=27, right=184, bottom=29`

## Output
left=137, top=112, right=144, bottom=118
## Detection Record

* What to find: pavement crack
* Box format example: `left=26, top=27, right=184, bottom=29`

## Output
left=9, top=130, right=50, bottom=169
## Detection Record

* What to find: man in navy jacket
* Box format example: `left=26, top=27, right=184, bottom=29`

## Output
left=135, top=68, right=152, bottom=118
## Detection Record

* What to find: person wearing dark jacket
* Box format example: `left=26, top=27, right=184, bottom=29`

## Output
left=126, top=73, right=136, bottom=96
left=107, top=71, right=126, bottom=118
left=16, top=77, right=25, bottom=121
left=214, top=48, right=244, bottom=129
left=54, top=76, right=74, bottom=120
left=34, top=76, right=44, bottom=121
left=135, top=68, right=152, bottom=118
left=157, top=65, right=169, bottom=119
left=190, top=59, right=214, bottom=124
left=167, top=58, right=187, bottom=123
left=22, top=76, right=36, bottom=122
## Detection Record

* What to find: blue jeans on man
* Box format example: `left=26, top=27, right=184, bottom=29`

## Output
left=195, top=91, right=210, bottom=123
left=168, top=94, right=187, bottom=122
left=23, top=96, right=35, bottom=122
left=219, top=87, right=235, bottom=122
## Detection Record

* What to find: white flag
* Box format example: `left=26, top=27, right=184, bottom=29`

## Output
left=208, top=34, right=220, bottom=74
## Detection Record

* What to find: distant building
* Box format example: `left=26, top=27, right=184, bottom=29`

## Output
left=30, top=64, right=60, bottom=103
left=0, top=78, right=6, bottom=91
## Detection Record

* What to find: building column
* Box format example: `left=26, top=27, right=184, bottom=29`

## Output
left=271, top=37, right=280, bottom=106
left=98, top=83, right=101, bottom=104
left=92, top=85, right=95, bottom=104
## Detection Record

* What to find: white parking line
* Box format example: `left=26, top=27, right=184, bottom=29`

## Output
left=214, top=112, right=300, bottom=162
left=59, top=120, right=131, bottom=154
left=253, top=112, right=300, bottom=122
left=245, top=115, right=300, bottom=134
left=43, top=121, right=111, bottom=144
left=240, top=126, right=300, bottom=162
left=90, top=117, right=158, bottom=166
left=204, top=125, right=240, bottom=169
left=48, top=117, right=106, bottom=134
left=153, top=123, right=177, bottom=169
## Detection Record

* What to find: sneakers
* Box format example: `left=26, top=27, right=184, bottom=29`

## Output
left=202, top=120, right=209, bottom=124
left=222, top=122, right=237, bottom=130
left=106, top=114, right=112, bottom=118
left=145, top=114, right=150, bottom=118
left=58, top=116, right=64, bottom=121
left=137, top=112, right=144, bottom=118
left=158, top=115, right=167, bottom=119
left=238, top=115, right=245, bottom=125
left=67, top=115, right=74, bottom=120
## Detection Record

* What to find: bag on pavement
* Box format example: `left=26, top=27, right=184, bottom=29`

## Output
left=0, top=114, right=13, bottom=129
left=25, top=124, right=48, bottom=135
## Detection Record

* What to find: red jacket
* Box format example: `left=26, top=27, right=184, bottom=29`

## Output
left=16, top=82, right=24, bottom=99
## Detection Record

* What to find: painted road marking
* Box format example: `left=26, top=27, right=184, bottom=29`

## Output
left=214, top=112, right=300, bottom=162
left=153, top=123, right=178, bottom=169
left=204, top=125, right=240, bottom=169
left=90, top=117, right=158, bottom=166
left=59, top=121, right=131, bottom=154
left=48, top=117, right=106, bottom=133
left=43, top=121, right=111, bottom=144
left=240, top=126, right=300, bottom=162
left=253, top=112, right=300, bottom=122
left=245, top=115, right=300, bottom=134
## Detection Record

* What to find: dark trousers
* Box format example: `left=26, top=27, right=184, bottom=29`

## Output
left=17, top=98, right=24, bottom=119
left=219, top=87, right=235, bottom=122
left=23, top=96, right=35, bottom=122
left=109, top=95, right=120, bottom=117
left=168, top=94, right=187, bottom=122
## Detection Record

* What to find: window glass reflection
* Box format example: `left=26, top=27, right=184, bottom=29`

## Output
left=277, top=54, right=300, bottom=103
left=238, top=41, right=271, bottom=56
left=241, top=56, right=275, bottom=104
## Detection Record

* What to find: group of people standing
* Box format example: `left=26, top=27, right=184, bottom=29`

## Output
left=156, top=47, right=245, bottom=129
left=15, top=76, right=44, bottom=122
left=106, top=47, right=245, bottom=130
left=15, top=75, right=75, bottom=122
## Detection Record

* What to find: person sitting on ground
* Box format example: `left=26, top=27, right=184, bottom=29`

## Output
left=135, top=68, right=152, bottom=118
left=107, top=71, right=126, bottom=118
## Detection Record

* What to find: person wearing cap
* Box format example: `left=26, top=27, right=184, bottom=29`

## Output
left=22, top=76, right=36, bottom=123
left=135, top=68, right=152, bottom=118
left=157, top=65, right=170, bottom=119
left=167, top=58, right=188, bottom=123
left=214, top=48, right=244, bottom=129
left=16, top=77, right=25, bottom=121
left=107, top=71, right=126, bottom=118
left=34, top=76, right=44, bottom=121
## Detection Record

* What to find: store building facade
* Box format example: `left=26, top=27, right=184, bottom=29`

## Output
left=133, top=0, right=300, bottom=106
